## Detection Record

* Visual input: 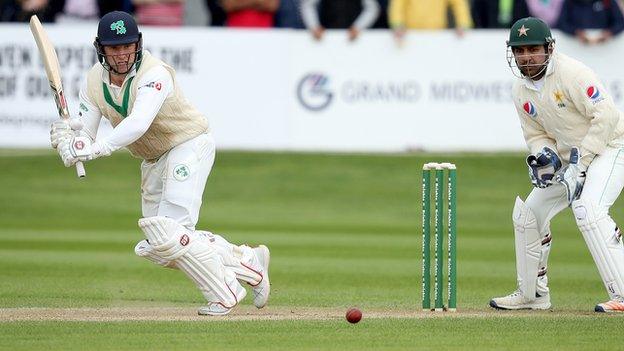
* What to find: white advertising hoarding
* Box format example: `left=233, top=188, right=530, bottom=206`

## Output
left=0, top=24, right=623, bottom=152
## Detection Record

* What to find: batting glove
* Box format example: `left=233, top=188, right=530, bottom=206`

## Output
left=50, top=120, right=73, bottom=149
left=57, top=137, right=111, bottom=167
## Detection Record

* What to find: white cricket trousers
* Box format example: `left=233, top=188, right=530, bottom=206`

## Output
left=140, top=133, right=215, bottom=230
left=523, top=145, right=624, bottom=296
left=526, top=146, right=624, bottom=233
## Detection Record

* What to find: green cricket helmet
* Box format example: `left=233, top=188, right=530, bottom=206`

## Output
left=506, top=17, right=555, bottom=79
left=507, top=17, right=554, bottom=47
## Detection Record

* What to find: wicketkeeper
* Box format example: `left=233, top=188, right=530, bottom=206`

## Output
left=49, top=11, right=270, bottom=316
left=490, top=17, right=624, bottom=312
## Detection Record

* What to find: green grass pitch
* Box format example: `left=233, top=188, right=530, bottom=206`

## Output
left=0, top=150, right=622, bottom=350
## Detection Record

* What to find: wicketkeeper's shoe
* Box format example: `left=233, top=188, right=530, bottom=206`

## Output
left=198, top=303, right=236, bottom=316
left=489, top=290, right=551, bottom=310
left=595, top=296, right=624, bottom=312
left=251, top=245, right=271, bottom=309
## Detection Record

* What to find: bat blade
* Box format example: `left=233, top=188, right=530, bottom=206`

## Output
left=30, top=15, right=86, bottom=178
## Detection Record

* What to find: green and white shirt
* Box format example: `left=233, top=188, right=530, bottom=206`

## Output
left=79, top=51, right=209, bottom=161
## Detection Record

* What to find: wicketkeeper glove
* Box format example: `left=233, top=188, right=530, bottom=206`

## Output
left=526, top=146, right=562, bottom=188
left=554, top=147, right=586, bottom=205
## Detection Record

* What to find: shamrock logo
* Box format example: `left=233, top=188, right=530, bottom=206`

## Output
left=173, top=164, right=190, bottom=181
left=110, top=20, right=127, bottom=35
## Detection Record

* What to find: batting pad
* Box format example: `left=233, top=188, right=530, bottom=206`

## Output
left=134, top=239, right=177, bottom=269
left=573, top=199, right=624, bottom=299
left=138, top=216, right=246, bottom=308
left=513, top=197, right=542, bottom=300
left=197, top=231, right=264, bottom=286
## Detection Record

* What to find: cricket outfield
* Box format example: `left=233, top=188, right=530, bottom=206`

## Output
left=0, top=150, right=622, bottom=350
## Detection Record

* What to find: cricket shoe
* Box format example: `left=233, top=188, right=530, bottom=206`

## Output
left=595, top=296, right=624, bottom=313
left=198, top=285, right=247, bottom=316
left=251, top=245, right=271, bottom=308
left=489, top=290, right=551, bottom=310
left=198, top=303, right=235, bottom=316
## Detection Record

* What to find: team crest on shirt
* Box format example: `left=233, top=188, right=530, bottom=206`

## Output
left=586, top=86, right=605, bottom=104
left=553, top=91, right=566, bottom=108
left=523, top=101, right=537, bottom=118
left=173, top=164, right=190, bottom=181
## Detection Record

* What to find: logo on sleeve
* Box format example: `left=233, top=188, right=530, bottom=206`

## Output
left=140, top=81, right=163, bottom=91
left=523, top=101, right=537, bottom=118
left=586, top=86, right=604, bottom=104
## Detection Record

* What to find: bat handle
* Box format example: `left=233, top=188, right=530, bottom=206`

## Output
left=75, top=161, right=86, bottom=178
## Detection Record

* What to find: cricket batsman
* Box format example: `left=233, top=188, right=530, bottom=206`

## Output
left=49, top=11, right=270, bottom=316
left=490, top=17, right=624, bottom=312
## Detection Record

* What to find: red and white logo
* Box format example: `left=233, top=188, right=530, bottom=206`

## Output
left=523, top=101, right=537, bottom=118
left=587, top=86, right=600, bottom=99
left=140, top=81, right=163, bottom=91
left=179, top=234, right=190, bottom=246
left=586, top=86, right=605, bottom=104
left=74, top=140, right=85, bottom=150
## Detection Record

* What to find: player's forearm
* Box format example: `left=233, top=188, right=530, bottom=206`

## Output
left=388, top=0, right=406, bottom=29
left=97, top=94, right=165, bottom=152
left=96, top=66, right=173, bottom=153
left=78, top=83, right=102, bottom=141
left=449, top=0, right=472, bottom=29
left=518, top=109, right=557, bottom=155
left=352, top=0, right=380, bottom=30
left=301, top=0, right=321, bottom=29
left=526, top=136, right=557, bottom=155
left=580, top=109, right=620, bottom=158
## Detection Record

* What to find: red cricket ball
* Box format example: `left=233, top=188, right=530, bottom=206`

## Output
left=345, top=307, right=362, bottom=324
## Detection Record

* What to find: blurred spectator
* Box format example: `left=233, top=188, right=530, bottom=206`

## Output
left=558, top=0, right=624, bottom=44
left=132, top=0, right=184, bottom=26
left=301, top=0, right=381, bottom=41
left=205, top=0, right=226, bottom=25
left=389, top=0, right=472, bottom=43
left=205, top=0, right=225, bottom=25
left=372, top=0, right=389, bottom=28
left=275, top=0, right=304, bottom=28
left=221, top=0, right=279, bottom=27
left=471, top=0, right=529, bottom=28
left=0, top=0, right=62, bottom=22
left=0, top=0, right=22, bottom=21
left=100, top=0, right=133, bottom=16
left=525, top=0, right=565, bottom=27
left=57, top=0, right=132, bottom=21
left=0, top=0, right=130, bottom=21
left=55, top=0, right=98, bottom=22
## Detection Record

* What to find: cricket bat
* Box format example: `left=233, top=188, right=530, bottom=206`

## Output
left=29, top=15, right=86, bottom=178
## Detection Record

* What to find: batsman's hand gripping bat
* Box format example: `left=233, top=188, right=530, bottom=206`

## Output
left=29, top=15, right=86, bottom=178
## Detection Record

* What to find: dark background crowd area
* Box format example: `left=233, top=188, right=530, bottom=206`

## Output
left=1, top=0, right=623, bottom=44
